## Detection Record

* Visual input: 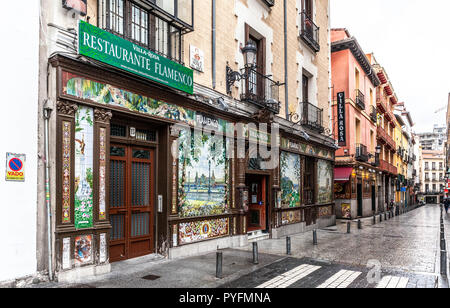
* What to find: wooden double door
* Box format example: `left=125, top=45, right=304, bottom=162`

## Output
left=109, top=144, right=155, bottom=262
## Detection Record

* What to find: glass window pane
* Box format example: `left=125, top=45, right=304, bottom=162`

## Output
left=177, top=0, right=193, bottom=25
left=156, top=0, right=175, bottom=15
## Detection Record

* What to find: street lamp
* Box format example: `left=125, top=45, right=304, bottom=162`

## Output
left=226, top=41, right=258, bottom=94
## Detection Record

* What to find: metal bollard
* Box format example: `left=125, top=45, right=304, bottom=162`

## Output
left=384, top=212, right=387, bottom=221
left=313, top=229, right=318, bottom=246
left=441, top=250, right=447, bottom=276
left=252, top=242, right=259, bottom=265
left=358, top=220, right=362, bottom=230
left=286, top=236, right=291, bottom=255
left=347, top=222, right=351, bottom=234
left=380, top=214, right=383, bottom=223
left=373, top=216, right=376, bottom=225
left=216, top=251, right=223, bottom=279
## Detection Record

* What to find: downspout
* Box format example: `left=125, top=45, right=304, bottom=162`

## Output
left=43, top=101, right=53, bottom=281
left=212, top=0, right=216, bottom=89
left=284, top=0, right=289, bottom=120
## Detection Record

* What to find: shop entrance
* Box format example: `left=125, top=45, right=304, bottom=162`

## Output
left=246, top=174, right=269, bottom=233
left=109, top=144, right=155, bottom=262
left=357, top=180, right=363, bottom=217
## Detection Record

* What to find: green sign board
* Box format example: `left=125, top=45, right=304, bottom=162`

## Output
left=78, top=20, right=194, bottom=94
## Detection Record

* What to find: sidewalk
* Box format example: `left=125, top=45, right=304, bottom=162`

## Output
left=30, top=249, right=284, bottom=288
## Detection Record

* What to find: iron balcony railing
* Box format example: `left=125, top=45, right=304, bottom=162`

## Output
left=298, top=102, right=324, bottom=133
left=370, top=106, right=378, bottom=123
left=355, top=144, right=369, bottom=162
left=240, top=66, right=281, bottom=114
left=300, top=12, right=320, bottom=52
left=355, top=89, right=365, bottom=110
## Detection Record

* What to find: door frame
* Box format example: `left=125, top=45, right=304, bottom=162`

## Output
left=245, top=172, right=271, bottom=233
left=357, top=179, right=363, bottom=217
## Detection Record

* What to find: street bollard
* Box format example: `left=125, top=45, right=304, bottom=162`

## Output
left=380, top=214, right=383, bottom=223
left=347, top=222, right=351, bottom=234
left=216, top=251, right=223, bottom=279
left=252, top=242, right=259, bottom=265
left=313, top=229, right=318, bottom=246
left=286, top=236, right=291, bottom=255
left=373, top=216, right=376, bottom=225
left=358, top=220, right=362, bottom=230
left=385, top=212, right=387, bottom=221
left=441, top=250, right=447, bottom=276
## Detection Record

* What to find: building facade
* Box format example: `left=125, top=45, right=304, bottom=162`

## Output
left=419, top=150, right=445, bottom=204
left=0, top=1, right=40, bottom=283
left=331, top=29, right=381, bottom=219
left=33, top=0, right=336, bottom=283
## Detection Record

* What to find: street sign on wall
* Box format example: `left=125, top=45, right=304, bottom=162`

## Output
left=5, top=153, right=26, bottom=182
left=337, top=92, right=346, bottom=146
left=78, top=20, right=194, bottom=94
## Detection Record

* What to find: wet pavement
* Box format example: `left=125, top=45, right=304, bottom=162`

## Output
left=223, top=204, right=449, bottom=288
left=30, top=204, right=448, bottom=288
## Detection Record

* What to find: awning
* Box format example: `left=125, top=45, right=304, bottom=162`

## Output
left=334, top=167, right=353, bottom=182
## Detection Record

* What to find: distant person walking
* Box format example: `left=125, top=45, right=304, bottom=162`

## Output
left=445, top=198, right=449, bottom=214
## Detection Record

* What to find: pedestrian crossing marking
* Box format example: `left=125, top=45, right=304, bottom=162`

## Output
left=376, top=276, right=409, bottom=288
left=256, top=264, right=321, bottom=288
left=316, top=270, right=362, bottom=288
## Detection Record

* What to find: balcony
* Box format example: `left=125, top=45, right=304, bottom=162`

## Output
left=355, top=89, right=365, bottom=110
left=300, top=12, right=320, bottom=52
left=380, top=159, right=397, bottom=175
left=370, top=106, right=378, bottom=123
left=377, top=126, right=396, bottom=151
left=297, top=102, right=324, bottom=133
left=240, top=67, right=281, bottom=114
left=355, top=144, right=369, bottom=162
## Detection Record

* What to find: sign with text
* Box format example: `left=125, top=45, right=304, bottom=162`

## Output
left=5, top=153, right=26, bottom=182
left=337, top=92, right=347, bottom=146
left=78, top=21, right=194, bottom=94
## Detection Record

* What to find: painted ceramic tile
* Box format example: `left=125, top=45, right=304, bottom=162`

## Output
left=99, top=233, right=107, bottom=263
left=178, top=130, right=228, bottom=218
left=62, top=121, right=71, bottom=223
left=99, top=127, right=106, bottom=220
left=280, top=152, right=301, bottom=208
left=74, top=235, right=93, bottom=265
left=179, top=218, right=229, bottom=245
left=317, top=159, right=333, bottom=204
left=62, top=237, right=71, bottom=269
left=319, top=206, right=333, bottom=217
left=74, top=106, right=94, bottom=229
left=62, top=72, right=230, bottom=132
left=282, top=210, right=301, bottom=225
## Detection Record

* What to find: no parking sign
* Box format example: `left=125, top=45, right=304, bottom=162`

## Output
left=6, top=153, right=26, bottom=182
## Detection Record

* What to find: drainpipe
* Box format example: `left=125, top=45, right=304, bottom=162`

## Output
left=43, top=100, right=53, bottom=281
left=284, top=0, right=289, bottom=120
left=212, top=0, right=216, bottom=89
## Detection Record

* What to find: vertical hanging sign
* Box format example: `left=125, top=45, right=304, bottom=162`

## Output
left=337, top=92, right=347, bottom=146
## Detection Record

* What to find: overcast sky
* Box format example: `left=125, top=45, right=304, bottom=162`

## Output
left=330, top=0, right=450, bottom=133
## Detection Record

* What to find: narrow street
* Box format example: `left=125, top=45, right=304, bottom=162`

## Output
left=34, top=204, right=449, bottom=289
left=221, top=204, right=448, bottom=288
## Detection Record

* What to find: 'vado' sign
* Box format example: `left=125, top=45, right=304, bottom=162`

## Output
left=78, top=21, right=194, bottom=94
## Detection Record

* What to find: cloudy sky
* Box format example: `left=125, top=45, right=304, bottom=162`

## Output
left=330, top=0, right=450, bottom=133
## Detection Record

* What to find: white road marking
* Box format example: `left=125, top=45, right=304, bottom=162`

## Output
left=317, top=270, right=362, bottom=288
left=376, top=276, right=409, bottom=288
left=256, top=264, right=322, bottom=288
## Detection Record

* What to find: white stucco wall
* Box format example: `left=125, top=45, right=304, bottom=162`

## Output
left=0, top=1, right=39, bottom=282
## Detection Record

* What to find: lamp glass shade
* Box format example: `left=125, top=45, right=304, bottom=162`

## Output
left=242, top=41, right=257, bottom=67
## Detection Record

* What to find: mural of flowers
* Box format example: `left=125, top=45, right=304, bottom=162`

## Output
left=74, top=106, right=94, bottom=229
left=280, top=152, right=301, bottom=208
left=179, top=219, right=229, bottom=245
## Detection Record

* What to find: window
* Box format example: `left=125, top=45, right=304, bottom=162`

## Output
left=303, top=157, right=315, bottom=205
left=100, top=0, right=184, bottom=63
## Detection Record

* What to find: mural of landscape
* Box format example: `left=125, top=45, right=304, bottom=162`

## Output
left=280, top=152, right=301, bottom=208
left=178, top=130, right=228, bottom=218
left=317, top=159, right=333, bottom=204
